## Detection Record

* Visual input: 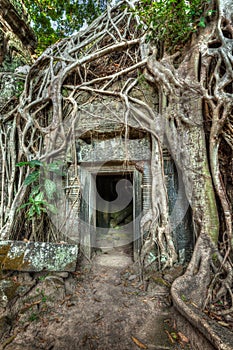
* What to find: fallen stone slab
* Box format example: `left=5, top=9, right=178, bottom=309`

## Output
left=0, top=241, right=78, bottom=272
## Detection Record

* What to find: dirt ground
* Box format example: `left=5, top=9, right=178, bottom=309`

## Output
left=0, top=250, right=192, bottom=350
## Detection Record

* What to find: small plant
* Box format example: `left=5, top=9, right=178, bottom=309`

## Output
left=181, top=294, right=187, bottom=302
left=212, top=252, right=218, bottom=262
left=28, top=312, right=39, bottom=322
left=41, top=295, right=47, bottom=303
left=16, top=159, right=63, bottom=219
left=15, top=80, right=25, bottom=97
left=16, top=159, right=63, bottom=239
left=171, top=332, right=178, bottom=340
left=38, top=274, right=48, bottom=281
left=36, top=288, right=47, bottom=303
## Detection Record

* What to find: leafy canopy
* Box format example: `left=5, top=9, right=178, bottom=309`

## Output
left=136, top=0, right=214, bottom=51
left=21, top=0, right=214, bottom=54
left=22, top=0, right=108, bottom=53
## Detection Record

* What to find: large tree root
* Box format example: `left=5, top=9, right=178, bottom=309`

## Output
left=171, top=236, right=233, bottom=350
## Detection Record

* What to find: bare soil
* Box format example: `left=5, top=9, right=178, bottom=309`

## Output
left=0, top=250, right=192, bottom=350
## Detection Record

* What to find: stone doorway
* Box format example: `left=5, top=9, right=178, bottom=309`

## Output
left=79, top=164, right=142, bottom=260
left=95, top=172, right=134, bottom=253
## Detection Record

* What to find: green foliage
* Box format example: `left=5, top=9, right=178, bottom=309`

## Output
left=44, top=178, right=57, bottom=199
left=36, top=288, right=47, bottom=302
left=171, top=332, right=178, bottom=340
left=10, top=0, right=29, bottom=22
left=22, top=0, right=108, bottom=54
left=181, top=294, right=187, bottom=301
left=17, top=159, right=43, bottom=167
left=16, top=159, right=63, bottom=219
left=212, top=252, right=218, bottom=262
left=0, top=57, right=25, bottom=73
left=28, top=312, right=39, bottom=322
left=15, top=80, right=25, bottom=97
left=135, top=0, right=213, bottom=51
left=24, top=170, right=40, bottom=186
left=38, top=275, right=47, bottom=281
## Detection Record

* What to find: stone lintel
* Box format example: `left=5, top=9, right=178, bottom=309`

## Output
left=0, top=240, right=78, bottom=272
left=78, top=137, right=151, bottom=162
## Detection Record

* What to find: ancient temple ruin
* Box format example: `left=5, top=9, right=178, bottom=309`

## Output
left=61, top=91, right=194, bottom=262
left=0, top=0, right=195, bottom=270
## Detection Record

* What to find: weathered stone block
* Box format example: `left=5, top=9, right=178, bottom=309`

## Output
left=78, top=137, right=151, bottom=162
left=0, top=241, right=78, bottom=272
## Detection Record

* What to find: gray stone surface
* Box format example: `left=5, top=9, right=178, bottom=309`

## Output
left=78, top=136, right=151, bottom=162
left=0, top=241, right=78, bottom=272
left=94, top=252, right=133, bottom=268
left=15, top=65, right=30, bottom=75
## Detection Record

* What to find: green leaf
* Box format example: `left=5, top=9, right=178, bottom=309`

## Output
left=35, top=205, right=41, bottom=215
left=34, top=192, right=44, bottom=202
left=40, top=207, right=47, bottom=213
left=29, top=196, right=36, bottom=203
left=16, top=161, right=30, bottom=167
left=24, top=170, right=40, bottom=185
left=28, top=206, right=36, bottom=218
left=16, top=160, right=43, bottom=168
left=47, top=161, right=63, bottom=174
left=134, top=0, right=207, bottom=52
left=28, top=160, right=43, bottom=168
left=23, top=0, right=106, bottom=53
left=44, top=178, right=57, bottom=199
left=18, top=202, right=30, bottom=210
left=45, top=203, right=57, bottom=214
left=30, top=185, right=41, bottom=196
left=171, top=332, right=178, bottom=340
left=198, top=17, right=206, bottom=27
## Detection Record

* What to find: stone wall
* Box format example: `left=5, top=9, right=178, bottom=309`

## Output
left=0, top=0, right=36, bottom=63
left=72, top=130, right=194, bottom=261
left=0, top=1, right=36, bottom=233
left=0, top=0, right=36, bottom=108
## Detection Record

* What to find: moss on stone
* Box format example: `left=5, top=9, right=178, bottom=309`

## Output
left=2, top=253, right=29, bottom=271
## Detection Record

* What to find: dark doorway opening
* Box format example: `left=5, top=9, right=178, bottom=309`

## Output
left=96, top=173, right=133, bottom=228
left=95, top=173, right=134, bottom=252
